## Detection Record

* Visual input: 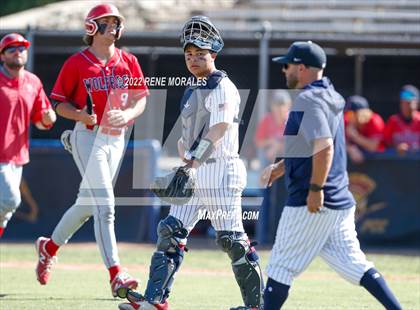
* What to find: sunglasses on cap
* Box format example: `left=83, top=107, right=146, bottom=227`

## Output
left=4, top=46, right=27, bottom=54
left=400, top=90, right=418, bottom=101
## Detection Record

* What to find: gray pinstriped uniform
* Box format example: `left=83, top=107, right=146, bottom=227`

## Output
left=170, top=75, right=247, bottom=234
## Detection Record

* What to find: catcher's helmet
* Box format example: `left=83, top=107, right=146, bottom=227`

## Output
left=85, top=4, right=124, bottom=39
left=0, top=33, right=30, bottom=53
left=181, top=16, right=224, bottom=53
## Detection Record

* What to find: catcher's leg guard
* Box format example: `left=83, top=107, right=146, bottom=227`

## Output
left=216, top=231, right=264, bottom=308
left=144, top=216, right=188, bottom=304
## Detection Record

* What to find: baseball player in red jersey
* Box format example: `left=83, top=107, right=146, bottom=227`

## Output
left=344, top=95, right=385, bottom=164
left=34, top=4, right=149, bottom=297
left=0, top=33, right=56, bottom=238
left=384, top=85, right=420, bottom=155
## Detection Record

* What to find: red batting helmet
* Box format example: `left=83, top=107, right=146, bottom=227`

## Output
left=85, top=4, right=125, bottom=39
left=0, top=33, right=30, bottom=53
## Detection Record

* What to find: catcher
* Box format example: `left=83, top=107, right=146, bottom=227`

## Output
left=118, top=16, right=263, bottom=310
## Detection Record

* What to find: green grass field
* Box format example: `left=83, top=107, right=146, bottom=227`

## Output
left=0, top=242, right=419, bottom=310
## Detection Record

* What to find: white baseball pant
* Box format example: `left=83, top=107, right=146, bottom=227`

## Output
left=170, top=157, right=247, bottom=236
left=266, top=205, right=374, bottom=286
left=51, top=121, right=125, bottom=268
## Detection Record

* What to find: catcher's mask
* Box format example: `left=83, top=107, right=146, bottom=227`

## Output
left=85, top=4, right=124, bottom=40
left=181, top=16, right=224, bottom=53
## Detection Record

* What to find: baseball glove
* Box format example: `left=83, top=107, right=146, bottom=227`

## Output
left=151, top=166, right=196, bottom=205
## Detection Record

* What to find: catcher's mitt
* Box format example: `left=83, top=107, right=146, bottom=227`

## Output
left=151, top=166, right=196, bottom=205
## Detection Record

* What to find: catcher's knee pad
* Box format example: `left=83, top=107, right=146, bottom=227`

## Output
left=156, top=216, right=188, bottom=252
left=145, top=216, right=188, bottom=304
left=216, top=231, right=264, bottom=308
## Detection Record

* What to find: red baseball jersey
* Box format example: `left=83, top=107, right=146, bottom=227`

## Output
left=50, top=48, right=148, bottom=127
left=0, top=67, right=52, bottom=165
left=383, top=111, right=420, bottom=151
left=344, top=111, right=385, bottom=151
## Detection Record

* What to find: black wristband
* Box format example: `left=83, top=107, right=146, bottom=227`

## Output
left=309, top=183, right=324, bottom=192
left=51, top=99, right=63, bottom=111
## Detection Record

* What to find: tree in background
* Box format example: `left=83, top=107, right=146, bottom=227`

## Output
left=1, top=0, right=60, bottom=17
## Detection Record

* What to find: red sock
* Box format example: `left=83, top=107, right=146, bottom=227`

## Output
left=0, top=227, right=4, bottom=238
left=109, top=265, right=121, bottom=282
left=45, top=239, right=60, bottom=256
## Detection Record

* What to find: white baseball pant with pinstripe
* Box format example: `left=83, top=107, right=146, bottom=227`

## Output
left=171, top=76, right=247, bottom=237
left=170, top=156, right=247, bottom=235
left=51, top=121, right=125, bottom=268
left=266, top=205, right=374, bottom=286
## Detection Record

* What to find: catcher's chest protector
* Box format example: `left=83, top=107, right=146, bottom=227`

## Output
left=181, top=71, right=226, bottom=152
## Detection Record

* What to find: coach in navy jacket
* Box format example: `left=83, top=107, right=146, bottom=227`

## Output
left=260, top=41, right=402, bottom=310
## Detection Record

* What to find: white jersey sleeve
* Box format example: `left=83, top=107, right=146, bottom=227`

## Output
left=204, top=77, right=241, bottom=158
left=206, top=78, right=240, bottom=127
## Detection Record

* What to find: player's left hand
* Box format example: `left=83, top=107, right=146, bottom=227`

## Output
left=42, top=109, right=57, bottom=126
left=107, top=109, right=131, bottom=127
left=307, top=190, right=324, bottom=213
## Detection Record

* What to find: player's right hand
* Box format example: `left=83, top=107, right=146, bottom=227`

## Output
left=79, top=110, right=97, bottom=126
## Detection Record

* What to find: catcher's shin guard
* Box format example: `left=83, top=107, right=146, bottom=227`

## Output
left=144, top=216, right=188, bottom=304
left=216, top=231, right=264, bottom=308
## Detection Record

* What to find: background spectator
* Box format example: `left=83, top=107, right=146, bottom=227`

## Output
left=383, top=85, right=420, bottom=155
left=344, top=95, right=385, bottom=164
left=255, top=90, right=291, bottom=164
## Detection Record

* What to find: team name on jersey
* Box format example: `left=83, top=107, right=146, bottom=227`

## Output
left=83, top=74, right=129, bottom=92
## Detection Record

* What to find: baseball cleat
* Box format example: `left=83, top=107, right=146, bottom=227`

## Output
left=35, top=237, right=57, bottom=285
left=111, top=271, right=139, bottom=298
left=118, top=300, right=169, bottom=310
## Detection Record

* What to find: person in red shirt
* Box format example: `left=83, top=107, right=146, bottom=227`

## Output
left=255, top=90, right=291, bottom=163
left=383, top=85, right=420, bottom=155
left=344, top=95, right=385, bottom=163
left=34, top=4, right=148, bottom=297
left=0, top=33, right=56, bottom=238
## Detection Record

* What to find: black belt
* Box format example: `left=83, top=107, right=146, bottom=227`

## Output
left=205, top=158, right=216, bottom=164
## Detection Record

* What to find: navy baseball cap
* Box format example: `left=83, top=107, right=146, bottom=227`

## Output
left=346, top=95, right=369, bottom=111
left=273, top=41, right=327, bottom=69
left=400, top=85, right=419, bottom=101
